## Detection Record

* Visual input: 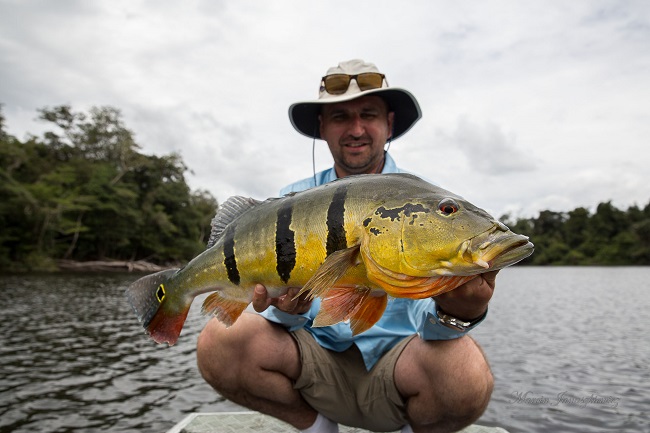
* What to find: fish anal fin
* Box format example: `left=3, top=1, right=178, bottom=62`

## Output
left=201, top=292, right=249, bottom=327
left=296, top=245, right=361, bottom=301
left=313, top=286, right=370, bottom=328
left=350, top=292, right=388, bottom=335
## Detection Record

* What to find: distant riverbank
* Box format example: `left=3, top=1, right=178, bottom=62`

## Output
left=56, top=259, right=176, bottom=273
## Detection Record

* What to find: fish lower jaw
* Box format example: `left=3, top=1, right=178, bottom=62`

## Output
left=462, top=232, right=534, bottom=270
left=479, top=238, right=534, bottom=268
left=433, top=259, right=490, bottom=276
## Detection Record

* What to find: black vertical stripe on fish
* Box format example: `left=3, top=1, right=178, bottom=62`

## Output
left=275, top=201, right=296, bottom=284
left=326, top=184, right=348, bottom=256
left=223, top=224, right=240, bottom=285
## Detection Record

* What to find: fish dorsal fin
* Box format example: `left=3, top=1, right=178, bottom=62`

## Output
left=207, top=196, right=262, bottom=248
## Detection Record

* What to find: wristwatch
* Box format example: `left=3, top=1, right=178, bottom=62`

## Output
left=435, top=305, right=486, bottom=332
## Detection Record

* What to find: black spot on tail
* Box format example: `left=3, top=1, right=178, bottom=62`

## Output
left=125, top=269, right=178, bottom=328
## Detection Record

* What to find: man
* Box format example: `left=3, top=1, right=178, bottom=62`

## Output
left=197, top=59, right=496, bottom=433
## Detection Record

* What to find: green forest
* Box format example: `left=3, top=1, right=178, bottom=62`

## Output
left=0, top=105, right=217, bottom=271
left=1, top=105, right=649, bottom=272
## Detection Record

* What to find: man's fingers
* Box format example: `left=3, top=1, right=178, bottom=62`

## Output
left=252, top=284, right=272, bottom=313
left=482, top=270, right=499, bottom=288
left=251, top=285, right=313, bottom=315
left=277, top=287, right=301, bottom=311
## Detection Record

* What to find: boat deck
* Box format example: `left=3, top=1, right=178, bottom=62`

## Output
left=167, top=412, right=509, bottom=433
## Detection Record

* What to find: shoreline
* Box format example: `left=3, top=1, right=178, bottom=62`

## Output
left=56, top=259, right=176, bottom=273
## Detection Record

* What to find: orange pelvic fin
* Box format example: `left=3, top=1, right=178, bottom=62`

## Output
left=313, top=286, right=370, bottom=327
left=350, top=292, right=388, bottom=335
left=313, top=286, right=388, bottom=335
left=295, top=245, right=360, bottom=301
left=201, top=292, right=249, bottom=327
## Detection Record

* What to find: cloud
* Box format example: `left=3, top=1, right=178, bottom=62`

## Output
left=1, top=0, right=649, bottom=220
left=435, top=116, right=537, bottom=175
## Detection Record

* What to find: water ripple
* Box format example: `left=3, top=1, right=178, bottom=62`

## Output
left=1, top=268, right=649, bottom=432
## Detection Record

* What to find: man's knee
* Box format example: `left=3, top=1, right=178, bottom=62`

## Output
left=399, top=336, right=494, bottom=431
left=196, top=314, right=301, bottom=391
left=457, top=342, right=494, bottom=417
left=196, top=318, right=236, bottom=388
left=438, top=338, right=494, bottom=428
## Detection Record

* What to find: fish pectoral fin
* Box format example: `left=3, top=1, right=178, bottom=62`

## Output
left=313, top=286, right=370, bottom=328
left=350, top=292, right=387, bottom=335
left=201, top=292, right=249, bottom=327
left=295, top=245, right=361, bottom=301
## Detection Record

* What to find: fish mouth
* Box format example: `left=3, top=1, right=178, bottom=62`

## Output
left=467, top=225, right=534, bottom=270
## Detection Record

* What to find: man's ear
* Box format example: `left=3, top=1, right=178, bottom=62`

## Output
left=387, top=112, right=395, bottom=139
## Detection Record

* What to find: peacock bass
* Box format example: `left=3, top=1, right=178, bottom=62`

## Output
left=125, top=173, right=533, bottom=345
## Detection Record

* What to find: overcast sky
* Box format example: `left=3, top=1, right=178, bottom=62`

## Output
left=1, top=0, right=649, bottom=219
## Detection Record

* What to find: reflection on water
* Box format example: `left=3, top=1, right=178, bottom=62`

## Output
left=0, top=273, right=229, bottom=433
left=473, top=267, right=650, bottom=433
left=1, top=268, right=649, bottom=433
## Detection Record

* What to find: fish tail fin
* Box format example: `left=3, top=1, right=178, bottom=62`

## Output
left=313, top=287, right=388, bottom=335
left=125, top=269, right=190, bottom=346
left=201, top=292, right=249, bottom=326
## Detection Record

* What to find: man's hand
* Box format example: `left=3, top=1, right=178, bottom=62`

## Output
left=252, top=284, right=313, bottom=314
left=432, top=270, right=499, bottom=321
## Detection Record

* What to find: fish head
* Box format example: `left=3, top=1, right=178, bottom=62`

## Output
left=361, top=191, right=534, bottom=278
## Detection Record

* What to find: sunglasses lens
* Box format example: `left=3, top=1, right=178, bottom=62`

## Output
left=357, top=73, right=384, bottom=91
left=323, top=73, right=385, bottom=94
left=324, top=74, right=352, bottom=95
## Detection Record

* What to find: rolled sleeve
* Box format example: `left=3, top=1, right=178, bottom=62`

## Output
left=419, top=307, right=487, bottom=340
left=259, top=306, right=312, bottom=332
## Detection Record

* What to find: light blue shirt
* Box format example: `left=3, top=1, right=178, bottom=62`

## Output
left=262, top=152, right=485, bottom=370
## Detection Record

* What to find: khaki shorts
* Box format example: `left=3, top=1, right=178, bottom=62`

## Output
left=291, top=329, right=416, bottom=432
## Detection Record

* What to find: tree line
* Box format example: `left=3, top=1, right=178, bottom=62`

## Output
left=501, top=203, right=650, bottom=265
left=0, top=105, right=217, bottom=271
left=1, top=105, right=648, bottom=271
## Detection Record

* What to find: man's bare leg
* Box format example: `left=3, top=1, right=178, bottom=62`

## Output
left=395, top=336, right=494, bottom=433
left=196, top=314, right=317, bottom=429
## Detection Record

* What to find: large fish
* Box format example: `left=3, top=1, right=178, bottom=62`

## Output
left=125, top=173, right=533, bottom=345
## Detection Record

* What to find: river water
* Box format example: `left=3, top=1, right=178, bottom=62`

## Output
left=1, top=267, right=648, bottom=433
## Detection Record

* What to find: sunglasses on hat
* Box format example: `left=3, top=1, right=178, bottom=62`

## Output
left=321, top=72, right=386, bottom=95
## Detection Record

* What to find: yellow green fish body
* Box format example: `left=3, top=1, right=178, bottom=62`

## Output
left=125, top=173, right=533, bottom=345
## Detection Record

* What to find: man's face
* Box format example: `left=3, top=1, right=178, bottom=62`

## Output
left=319, top=95, right=394, bottom=177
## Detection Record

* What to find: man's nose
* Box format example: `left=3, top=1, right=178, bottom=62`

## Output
left=347, top=115, right=365, bottom=137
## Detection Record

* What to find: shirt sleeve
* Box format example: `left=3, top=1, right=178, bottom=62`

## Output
left=418, top=304, right=488, bottom=340
left=258, top=305, right=313, bottom=332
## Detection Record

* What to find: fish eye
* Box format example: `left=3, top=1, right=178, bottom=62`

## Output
left=156, top=284, right=166, bottom=303
left=438, top=198, right=460, bottom=216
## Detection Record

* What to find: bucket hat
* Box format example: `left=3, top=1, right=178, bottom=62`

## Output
left=289, top=59, right=422, bottom=140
